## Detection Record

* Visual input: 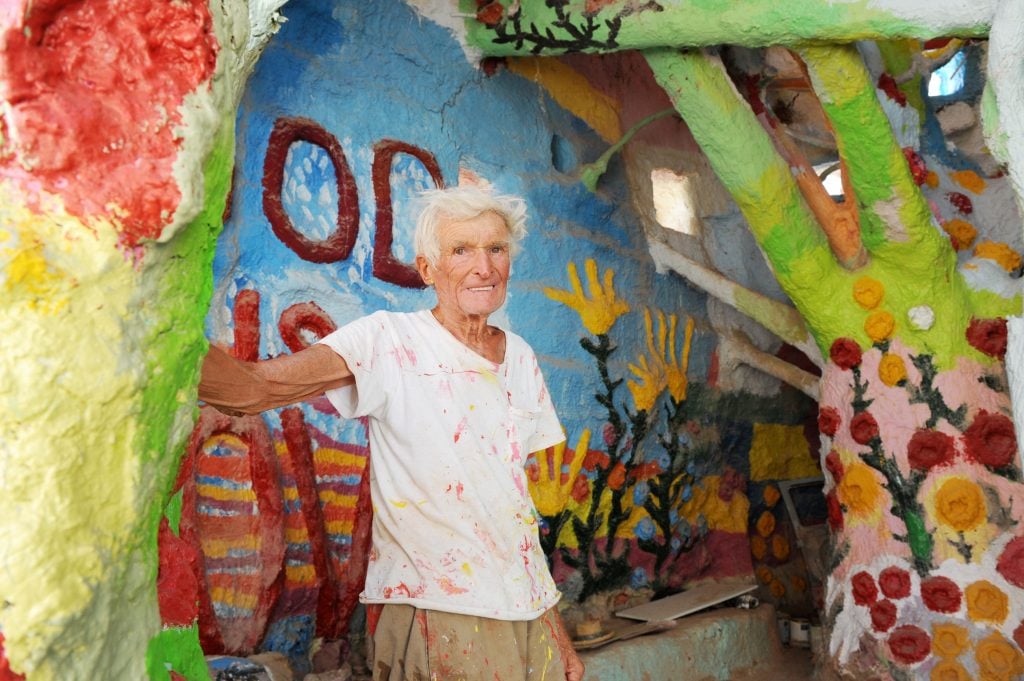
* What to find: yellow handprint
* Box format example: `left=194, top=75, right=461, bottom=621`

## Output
left=528, top=429, right=591, bottom=517
left=628, top=308, right=696, bottom=411
left=544, top=258, right=630, bottom=336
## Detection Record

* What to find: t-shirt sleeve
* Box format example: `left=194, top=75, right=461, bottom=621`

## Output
left=316, top=312, right=395, bottom=419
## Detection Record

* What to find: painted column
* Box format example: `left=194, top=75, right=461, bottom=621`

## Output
left=0, top=1, right=284, bottom=679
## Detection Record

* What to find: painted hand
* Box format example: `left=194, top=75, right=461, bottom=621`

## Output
left=544, top=258, right=629, bottom=336
left=528, top=430, right=591, bottom=517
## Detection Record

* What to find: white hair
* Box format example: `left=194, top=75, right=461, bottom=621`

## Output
left=414, top=186, right=528, bottom=265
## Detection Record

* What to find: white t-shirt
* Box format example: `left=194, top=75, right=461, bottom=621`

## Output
left=318, top=310, right=565, bottom=620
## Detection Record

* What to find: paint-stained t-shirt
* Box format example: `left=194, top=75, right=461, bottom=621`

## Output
left=318, top=310, right=565, bottom=620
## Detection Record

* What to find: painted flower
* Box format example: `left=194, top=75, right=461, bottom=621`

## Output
left=769, top=578, right=786, bottom=598
left=630, top=567, right=649, bottom=589
left=830, top=337, right=862, bottom=369
left=635, top=517, right=656, bottom=541
left=791, top=575, right=808, bottom=593
left=750, top=535, right=767, bottom=561
left=963, top=410, right=1016, bottom=469
left=853, top=276, right=885, bottom=309
left=763, top=485, right=781, bottom=508
left=965, top=580, right=1009, bottom=624
left=632, top=481, right=650, bottom=505
left=756, top=566, right=773, bottom=585
left=824, top=450, right=844, bottom=481
left=878, top=353, right=908, bottom=386
left=934, top=477, right=987, bottom=533
left=903, top=147, right=928, bottom=185
left=818, top=407, right=841, bottom=437
left=975, top=632, right=1024, bottom=680
left=966, top=318, right=1008, bottom=359
left=907, top=429, right=956, bottom=471
left=852, top=571, right=878, bottom=606
left=826, top=490, right=844, bottom=531
left=866, top=311, right=896, bottom=343
left=476, top=1, right=505, bottom=26
left=571, top=476, right=590, bottom=504
left=974, top=241, right=1023, bottom=273
left=771, top=534, right=790, bottom=561
left=850, top=411, right=880, bottom=445
left=607, top=462, right=627, bottom=490
left=888, top=625, right=932, bottom=665
left=879, top=566, right=912, bottom=600
left=932, top=623, right=970, bottom=659
left=544, top=259, right=630, bottom=336
left=582, top=448, right=610, bottom=471
left=930, top=660, right=971, bottom=681
left=1014, top=621, right=1024, bottom=651
left=942, top=218, right=978, bottom=250
left=870, top=599, right=897, bottom=632
left=921, top=576, right=962, bottom=613
left=756, top=510, right=776, bottom=538
left=947, top=191, right=974, bottom=215
left=996, top=536, right=1024, bottom=589
left=839, top=462, right=883, bottom=516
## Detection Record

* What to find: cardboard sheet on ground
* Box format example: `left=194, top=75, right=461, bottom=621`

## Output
left=614, top=581, right=758, bottom=622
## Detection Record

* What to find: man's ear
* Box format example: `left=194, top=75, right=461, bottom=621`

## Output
left=415, top=254, right=433, bottom=286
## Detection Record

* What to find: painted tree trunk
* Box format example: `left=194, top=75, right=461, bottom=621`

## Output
left=641, top=45, right=1024, bottom=678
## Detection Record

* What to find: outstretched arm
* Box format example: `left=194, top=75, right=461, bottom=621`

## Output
left=199, top=343, right=354, bottom=414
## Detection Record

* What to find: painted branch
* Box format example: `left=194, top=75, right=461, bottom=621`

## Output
left=719, top=333, right=821, bottom=400
left=798, top=45, right=946, bottom=261
left=461, top=0, right=993, bottom=55
left=647, top=240, right=822, bottom=366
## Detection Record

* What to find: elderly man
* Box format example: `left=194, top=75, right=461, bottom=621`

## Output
left=199, top=186, right=585, bottom=680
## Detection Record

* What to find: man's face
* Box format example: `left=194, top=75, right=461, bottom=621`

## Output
left=417, top=210, right=512, bottom=319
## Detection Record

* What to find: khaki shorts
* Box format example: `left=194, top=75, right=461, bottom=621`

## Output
left=367, top=603, right=567, bottom=680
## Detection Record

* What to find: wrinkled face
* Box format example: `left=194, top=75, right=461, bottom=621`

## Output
left=417, top=210, right=512, bottom=319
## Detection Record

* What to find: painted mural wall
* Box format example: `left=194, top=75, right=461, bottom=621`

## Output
left=178, top=0, right=820, bottom=670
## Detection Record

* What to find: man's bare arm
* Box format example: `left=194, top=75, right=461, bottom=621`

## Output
left=199, top=343, right=354, bottom=415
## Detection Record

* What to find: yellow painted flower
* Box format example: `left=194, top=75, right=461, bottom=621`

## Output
left=763, top=485, right=781, bottom=508
left=930, top=660, right=971, bottom=681
left=932, top=622, right=970, bottom=659
left=626, top=353, right=666, bottom=413
left=756, top=566, right=773, bottom=584
left=626, top=308, right=695, bottom=411
left=950, top=169, right=987, bottom=194
left=865, top=310, right=895, bottom=343
left=750, top=535, right=767, bottom=561
left=771, top=533, right=790, bottom=561
left=975, top=632, right=1024, bottom=681
left=943, top=219, right=978, bottom=250
left=973, top=241, right=1023, bottom=274
left=852, top=276, right=884, bottom=309
left=543, top=258, right=630, bottom=336
left=756, top=510, right=776, bottom=538
left=838, top=462, right=883, bottom=517
left=934, top=477, right=987, bottom=533
left=965, top=580, right=1009, bottom=625
left=790, top=575, right=807, bottom=593
left=879, top=353, right=908, bottom=386
left=528, top=429, right=590, bottom=517
left=769, top=578, right=786, bottom=598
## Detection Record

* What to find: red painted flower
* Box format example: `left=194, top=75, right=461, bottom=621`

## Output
left=996, top=536, right=1024, bottom=589
left=879, top=567, right=912, bottom=600
left=476, top=1, right=505, bottom=25
left=878, top=73, right=908, bottom=106
left=902, top=147, right=928, bottom=185
left=825, top=450, right=844, bottom=481
left=907, top=429, right=956, bottom=471
left=852, top=571, right=878, bottom=606
left=826, top=490, right=844, bottom=531
left=887, top=625, right=931, bottom=664
left=571, top=476, right=590, bottom=504
left=582, top=449, right=610, bottom=471
left=850, top=412, right=880, bottom=445
left=967, top=318, right=1008, bottom=359
left=629, top=461, right=662, bottom=481
left=921, top=576, right=962, bottom=613
left=963, top=410, right=1017, bottom=469
left=870, top=599, right=898, bottom=632
left=607, top=462, right=627, bottom=490
left=818, top=407, right=841, bottom=437
left=947, top=191, right=974, bottom=215
left=1014, top=621, right=1024, bottom=651
left=829, top=338, right=863, bottom=370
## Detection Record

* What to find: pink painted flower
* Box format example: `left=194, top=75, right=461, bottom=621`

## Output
left=906, top=429, right=956, bottom=471
left=966, top=318, right=1008, bottom=359
left=921, top=576, right=962, bottom=613
left=963, top=410, right=1017, bottom=469
left=870, top=599, right=898, bottom=632
left=887, top=625, right=931, bottom=664
left=850, top=412, right=879, bottom=445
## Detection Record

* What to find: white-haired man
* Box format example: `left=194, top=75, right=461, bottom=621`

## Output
left=200, top=186, right=585, bottom=680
